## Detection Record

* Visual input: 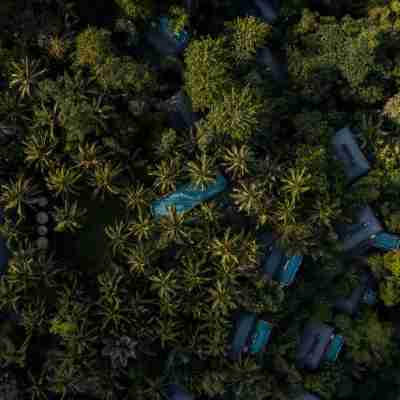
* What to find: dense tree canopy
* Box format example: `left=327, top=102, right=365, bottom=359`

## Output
left=0, top=0, right=399, bottom=399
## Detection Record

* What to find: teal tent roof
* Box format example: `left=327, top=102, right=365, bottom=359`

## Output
left=371, top=231, right=400, bottom=251
left=262, top=235, right=303, bottom=286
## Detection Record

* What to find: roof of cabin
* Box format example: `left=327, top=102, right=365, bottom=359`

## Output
left=331, top=127, right=370, bottom=184
left=256, top=46, right=288, bottom=82
left=338, top=206, right=384, bottom=253
left=296, top=321, right=334, bottom=370
left=0, top=209, right=9, bottom=274
left=263, top=243, right=286, bottom=280
left=166, top=384, right=194, bottom=400
left=334, top=283, right=365, bottom=315
left=295, top=394, right=320, bottom=400
left=229, top=311, right=257, bottom=360
left=253, top=0, right=279, bottom=23
left=163, top=91, right=200, bottom=130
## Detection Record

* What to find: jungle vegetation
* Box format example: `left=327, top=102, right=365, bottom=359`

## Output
left=0, top=0, right=400, bottom=399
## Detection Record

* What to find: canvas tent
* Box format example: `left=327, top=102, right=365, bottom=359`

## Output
left=261, top=232, right=303, bottom=286
left=157, top=90, right=201, bottom=130
left=253, top=0, right=280, bottom=23
left=336, top=205, right=384, bottom=256
left=334, top=272, right=377, bottom=316
left=145, top=16, right=189, bottom=57
left=229, top=311, right=272, bottom=361
left=166, top=384, right=194, bottom=400
left=296, top=321, right=344, bottom=370
left=256, top=46, right=288, bottom=83
left=331, top=127, right=370, bottom=185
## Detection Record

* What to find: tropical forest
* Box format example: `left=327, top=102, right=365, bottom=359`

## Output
left=1, top=0, right=400, bottom=399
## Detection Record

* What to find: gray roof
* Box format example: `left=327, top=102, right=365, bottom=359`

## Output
left=338, top=206, right=383, bottom=254
left=166, top=384, right=194, bottom=400
left=331, top=127, right=370, bottom=184
left=253, top=0, right=279, bottom=23
left=335, top=270, right=377, bottom=315
left=161, top=91, right=200, bottom=130
left=263, top=243, right=286, bottom=280
left=296, top=321, right=334, bottom=370
left=334, top=284, right=365, bottom=316
left=295, top=394, right=320, bottom=400
left=0, top=209, right=9, bottom=274
left=256, top=46, right=288, bottom=83
left=145, top=28, right=188, bottom=57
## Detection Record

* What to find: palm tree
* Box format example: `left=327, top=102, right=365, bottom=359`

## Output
left=9, top=57, right=47, bottom=99
left=185, top=152, right=217, bottom=190
left=96, top=269, right=132, bottom=335
left=72, top=142, right=102, bottom=172
left=221, top=144, right=255, bottom=180
left=128, top=212, right=156, bottom=242
left=149, top=270, right=179, bottom=303
left=46, top=165, right=82, bottom=198
left=148, top=159, right=181, bottom=194
left=0, top=174, right=40, bottom=218
left=230, top=179, right=265, bottom=216
left=125, top=242, right=155, bottom=275
left=104, top=219, right=132, bottom=257
left=158, top=206, right=190, bottom=247
left=123, top=182, right=153, bottom=218
left=280, top=166, right=312, bottom=205
left=207, top=280, right=236, bottom=316
left=181, top=253, right=211, bottom=293
left=51, top=200, right=87, bottom=233
left=155, top=317, right=182, bottom=349
left=23, top=130, right=57, bottom=173
left=89, top=161, right=123, bottom=199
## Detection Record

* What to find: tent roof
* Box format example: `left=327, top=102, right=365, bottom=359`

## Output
left=296, top=321, right=334, bottom=370
left=331, top=127, right=370, bottom=184
left=338, top=206, right=384, bottom=253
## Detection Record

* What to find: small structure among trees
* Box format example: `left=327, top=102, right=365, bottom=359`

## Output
left=165, top=384, right=194, bottom=400
left=157, top=90, right=200, bottom=130
left=252, top=0, right=280, bottom=24
left=331, top=127, right=371, bottom=185
left=256, top=46, right=288, bottom=83
left=336, top=205, right=384, bottom=256
left=260, top=231, right=303, bottom=286
left=0, top=209, right=9, bottom=274
left=145, top=16, right=189, bottom=57
left=334, top=271, right=377, bottom=316
left=228, top=311, right=273, bottom=361
left=296, top=321, right=344, bottom=370
left=294, top=393, right=320, bottom=400
left=370, top=231, right=400, bottom=251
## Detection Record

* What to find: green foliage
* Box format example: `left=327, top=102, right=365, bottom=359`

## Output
left=2, top=1, right=400, bottom=399
left=205, top=84, right=264, bottom=142
left=184, top=36, right=234, bottom=111
left=225, top=16, right=273, bottom=62
left=336, top=310, right=394, bottom=369
left=93, top=56, right=157, bottom=94
left=75, top=27, right=113, bottom=67
left=114, top=0, right=154, bottom=20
